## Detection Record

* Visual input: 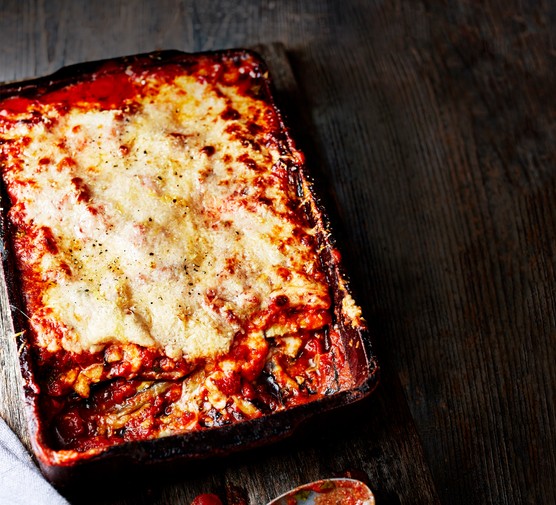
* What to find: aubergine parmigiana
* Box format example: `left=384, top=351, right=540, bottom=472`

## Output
left=0, top=50, right=377, bottom=471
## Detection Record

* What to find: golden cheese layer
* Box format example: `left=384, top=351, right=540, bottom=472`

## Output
left=0, top=59, right=330, bottom=363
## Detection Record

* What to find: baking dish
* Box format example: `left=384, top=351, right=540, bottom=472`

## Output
left=0, top=49, right=378, bottom=486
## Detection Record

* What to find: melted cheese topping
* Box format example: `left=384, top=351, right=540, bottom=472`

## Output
left=0, top=65, right=330, bottom=362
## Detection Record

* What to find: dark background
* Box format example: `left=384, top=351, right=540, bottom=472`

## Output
left=0, top=1, right=554, bottom=504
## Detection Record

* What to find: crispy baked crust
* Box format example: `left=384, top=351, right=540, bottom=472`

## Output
left=0, top=50, right=378, bottom=481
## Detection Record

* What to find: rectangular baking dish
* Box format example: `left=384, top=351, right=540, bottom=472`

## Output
left=0, top=49, right=378, bottom=487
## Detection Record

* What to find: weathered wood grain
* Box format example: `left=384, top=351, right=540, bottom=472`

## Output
left=0, top=1, right=554, bottom=504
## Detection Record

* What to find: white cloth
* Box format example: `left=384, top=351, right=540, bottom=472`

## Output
left=0, top=417, right=69, bottom=505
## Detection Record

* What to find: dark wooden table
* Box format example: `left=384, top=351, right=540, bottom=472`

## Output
left=0, top=1, right=554, bottom=504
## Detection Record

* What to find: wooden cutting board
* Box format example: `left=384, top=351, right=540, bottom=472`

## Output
left=0, top=42, right=441, bottom=505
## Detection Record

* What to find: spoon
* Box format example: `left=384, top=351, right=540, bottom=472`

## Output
left=267, top=478, right=375, bottom=505
left=190, top=478, right=375, bottom=505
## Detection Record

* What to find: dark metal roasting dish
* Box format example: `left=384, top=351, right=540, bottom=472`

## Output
left=0, top=50, right=378, bottom=487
